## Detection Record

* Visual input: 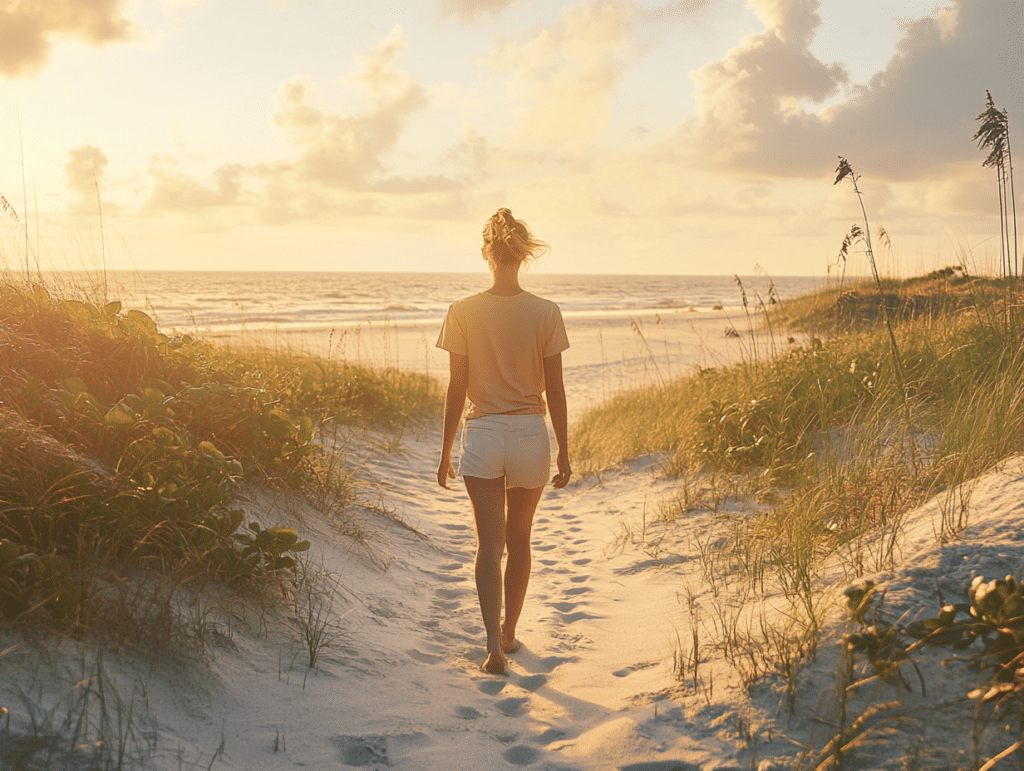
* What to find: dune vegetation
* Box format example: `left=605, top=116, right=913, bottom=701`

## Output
left=0, top=273, right=440, bottom=652
left=570, top=265, right=1024, bottom=766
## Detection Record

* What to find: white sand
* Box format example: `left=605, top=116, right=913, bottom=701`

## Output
left=2, top=313, right=1021, bottom=770
left=209, top=307, right=792, bottom=424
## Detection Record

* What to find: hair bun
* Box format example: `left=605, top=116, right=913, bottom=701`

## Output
left=482, top=208, right=548, bottom=266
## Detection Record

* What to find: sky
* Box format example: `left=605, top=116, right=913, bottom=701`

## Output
left=0, top=0, right=1021, bottom=277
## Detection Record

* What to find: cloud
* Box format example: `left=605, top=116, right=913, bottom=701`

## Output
left=820, top=0, right=1021, bottom=179
left=272, top=26, right=431, bottom=190
left=442, top=128, right=490, bottom=174
left=144, top=156, right=242, bottom=213
left=687, top=0, right=846, bottom=170
left=64, top=145, right=108, bottom=213
left=138, top=26, right=465, bottom=224
left=439, top=0, right=523, bottom=22
left=686, top=0, right=1024, bottom=182
left=0, top=0, right=135, bottom=78
left=487, top=0, right=635, bottom=148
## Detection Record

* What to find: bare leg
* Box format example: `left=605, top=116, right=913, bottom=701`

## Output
left=502, top=485, right=544, bottom=653
left=464, top=475, right=508, bottom=672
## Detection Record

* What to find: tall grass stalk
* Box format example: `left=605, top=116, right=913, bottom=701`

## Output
left=975, top=90, right=1018, bottom=279
left=834, top=159, right=913, bottom=458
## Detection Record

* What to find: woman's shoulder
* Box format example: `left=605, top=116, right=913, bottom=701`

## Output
left=448, top=291, right=487, bottom=309
left=522, top=292, right=563, bottom=314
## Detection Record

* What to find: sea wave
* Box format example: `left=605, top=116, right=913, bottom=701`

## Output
left=89, top=270, right=826, bottom=335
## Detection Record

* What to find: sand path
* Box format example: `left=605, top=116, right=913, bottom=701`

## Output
left=271, top=430, right=734, bottom=770
left=7, top=427, right=1024, bottom=769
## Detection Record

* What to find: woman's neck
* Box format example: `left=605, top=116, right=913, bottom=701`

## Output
left=487, top=263, right=523, bottom=296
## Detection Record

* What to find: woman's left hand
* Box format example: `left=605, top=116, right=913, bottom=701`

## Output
left=551, top=451, right=572, bottom=489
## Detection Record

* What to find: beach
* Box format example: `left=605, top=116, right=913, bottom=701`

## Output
left=2, top=297, right=1020, bottom=770
left=208, top=306, right=792, bottom=425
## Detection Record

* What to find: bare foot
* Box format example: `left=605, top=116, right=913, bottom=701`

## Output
left=481, top=651, right=508, bottom=674
left=500, top=625, right=521, bottom=654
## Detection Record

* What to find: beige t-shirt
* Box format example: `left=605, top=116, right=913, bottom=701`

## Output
left=436, top=291, right=570, bottom=419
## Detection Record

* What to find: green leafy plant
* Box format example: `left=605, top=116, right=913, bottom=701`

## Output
left=235, top=523, right=310, bottom=573
left=0, top=540, right=82, bottom=622
left=843, top=574, right=1024, bottom=771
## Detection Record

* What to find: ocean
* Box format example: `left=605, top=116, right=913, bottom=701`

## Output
left=98, top=271, right=826, bottom=336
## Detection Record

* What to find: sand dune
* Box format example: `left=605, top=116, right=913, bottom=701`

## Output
left=2, top=316, right=1021, bottom=770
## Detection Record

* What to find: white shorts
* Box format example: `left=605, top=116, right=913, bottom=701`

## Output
left=459, top=414, right=551, bottom=489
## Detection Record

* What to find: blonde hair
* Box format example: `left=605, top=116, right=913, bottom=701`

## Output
left=482, top=208, right=549, bottom=266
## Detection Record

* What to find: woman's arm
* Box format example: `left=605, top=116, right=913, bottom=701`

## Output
left=438, top=352, right=469, bottom=489
left=543, top=353, right=572, bottom=489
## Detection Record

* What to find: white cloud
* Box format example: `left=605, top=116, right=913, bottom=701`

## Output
left=686, top=0, right=1023, bottom=182
left=144, top=156, right=241, bottom=213
left=0, top=0, right=135, bottom=78
left=272, top=27, right=429, bottom=190
left=137, top=27, right=468, bottom=224
left=64, top=144, right=108, bottom=214
left=487, top=0, right=635, bottom=149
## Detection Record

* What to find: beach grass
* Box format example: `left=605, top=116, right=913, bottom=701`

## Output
left=0, top=270, right=441, bottom=649
left=0, top=267, right=444, bottom=764
left=572, top=268, right=1024, bottom=703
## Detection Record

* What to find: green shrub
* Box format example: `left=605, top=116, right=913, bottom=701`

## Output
left=0, top=278, right=440, bottom=633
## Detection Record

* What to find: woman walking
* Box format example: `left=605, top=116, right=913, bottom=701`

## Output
left=436, top=208, right=572, bottom=674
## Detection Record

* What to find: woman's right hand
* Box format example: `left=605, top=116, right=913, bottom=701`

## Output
left=437, top=456, right=456, bottom=489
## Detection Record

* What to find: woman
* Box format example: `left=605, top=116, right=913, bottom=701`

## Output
left=436, top=208, right=572, bottom=674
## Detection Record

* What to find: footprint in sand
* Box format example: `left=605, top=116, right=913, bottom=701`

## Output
left=407, top=649, right=443, bottom=664
left=560, top=610, right=600, bottom=624
left=437, top=561, right=464, bottom=571
left=435, top=631, right=476, bottom=645
left=332, top=733, right=431, bottom=768
left=515, top=674, right=547, bottom=692
left=564, top=586, right=591, bottom=596
left=478, top=680, right=506, bottom=695
left=572, top=558, right=591, bottom=565
left=454, top=706, right=482, bottom=719
left=503, top=745, right=542, bottom=765
left=534, top=655, right=574, bottom=673
left=494, top=696, right=530, bottom=716
left=534, top=544, right=557, bottom=552
left=436, top=587, right=469, bottom=599
left=438, top=522, right=471, bottom=531
left=533, top=727, right=567, bottom=744
left=332, top=735, right=388, bottom=766
left=569, top=575, right=589, bottom=584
